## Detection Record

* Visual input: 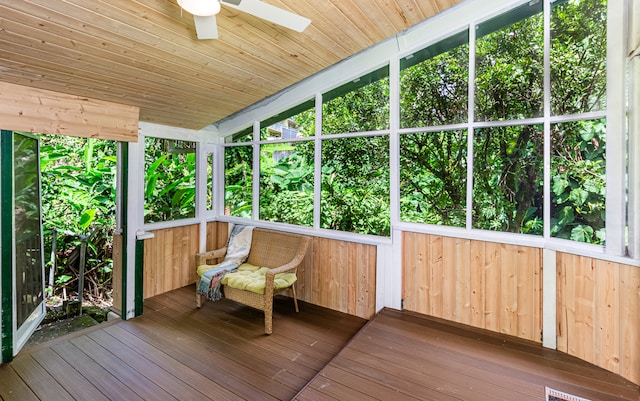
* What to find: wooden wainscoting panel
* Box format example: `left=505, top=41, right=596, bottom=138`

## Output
left=143, top=224, right=200, bottom=299
left=297, top=236, right=376, bottom=320
left=205, top=221, right=229, bottom=253
left=620, top=263, right=640, bottom=385
left=111, top=233, right=122, bottom=314
left=402, top=231, right=542, bottom=343
left=557, top=252, right=640, bottom=385
left=200, top=222, right=376, bottom=320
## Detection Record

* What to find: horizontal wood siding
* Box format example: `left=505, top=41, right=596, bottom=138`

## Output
left=0, top=81, right=139, bottom=141
left=204, top=222, right=377, bottom=320
left=143, top=224, right=200, bottom=299
left=402, top=231, right=542, bottom=343
left=557, top=252, right=640, bottom=385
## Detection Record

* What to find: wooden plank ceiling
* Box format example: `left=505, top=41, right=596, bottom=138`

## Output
left=0, top=0, right=462, bottom=130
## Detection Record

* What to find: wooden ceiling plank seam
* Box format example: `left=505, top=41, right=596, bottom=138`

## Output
left=292, top=0, right=366, bottom=56
left=6, top=0, right=290, bottom=86
left=0, top=21, right=254, bottom=100
left=60, top=0, right=319, bottom=82
left=0, top=44, right=248, bottom=110
left=124, top=0, right=327, bottom=78
left=369, top=1, right=409, bottom=37
left=315, top=0, right=380, bottom=52
left=325, top=0, right=389, bottom=44
left=403, top=0, right=430, bottom=23
left=0, top=57, right=238, bottom=126
left=0, top=0, right=465, bottom=129
left=0, top=7, right=259, bottom=96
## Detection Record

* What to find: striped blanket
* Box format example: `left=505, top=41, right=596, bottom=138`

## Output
left=197, top=224, right=254, bottom=301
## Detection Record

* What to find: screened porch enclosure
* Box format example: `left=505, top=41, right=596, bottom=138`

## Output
left=0, top=0, right=638, bottom=396
left=129, top=0, right=639, bottom=386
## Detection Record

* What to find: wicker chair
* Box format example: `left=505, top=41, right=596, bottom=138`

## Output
left=195, top=227, right=311, bottom=334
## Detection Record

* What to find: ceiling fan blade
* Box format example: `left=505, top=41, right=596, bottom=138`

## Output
left=224, top=0, right=311, bottom=32
left=193, top=14, right=219, bottom=39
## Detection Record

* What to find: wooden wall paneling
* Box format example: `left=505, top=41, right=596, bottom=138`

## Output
left=469, top=239, right=486, bottom=328
left=483, top=241, right=501, bottom=333
left=428, top=234, right=443, bottom=317
left=352, top=243, right=376, bottom=319
left=401, top=231, right=426, bottom=314
left=575, top=255, right=595, bottom=363
left=619, top=264, right=640, bottom=384
left=205, top=221, right=229, bottom=252
left=556, top=252, right=569, bottom=353
left=594, top=259, right=619, bottom=373
left=143, top=225, right=199, bottom=299
left=516, top=246, right=538, bottom=341
left=111, top=233, right=122, bottom=314
left=557, top=253, right=640, bottom=385
left=401, top=231, right=543, bottom=343
left=441, top=236, right=456, bottom=322
left=302, top=236, right=376, bottom=320
left=0, top=82, right=139, bottom=141
left=456, top=238, right=472, bottom=326
left=500, top=244, right=518, bottom=337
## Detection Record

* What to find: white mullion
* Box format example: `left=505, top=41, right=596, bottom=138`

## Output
left=314, top=92, right=322, bottom=229
left=543, top=0, right=551, bottom=240
left=629, top=0, right=640, bottom=259
left=252, top=120, right=260, bottom=222
left=216, top=143, right=226, bottom=217
left=195, top=143, right=207, bottom=220
left=466, top=24, right=476, bottom=230
left=605, top=0, right=627, bottom=256
left=389, top=56, right=400, bottom=228
left=541, top=0, right=556, bottom=350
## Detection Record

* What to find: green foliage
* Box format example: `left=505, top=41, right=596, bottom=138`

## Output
left=550, top=119, right=606, bottom=243
left=321, top=136, right=390, bottom=236
left=39, top=135, right=116, bottom=300
left=40, top=136, right=116, bottom=235
left=400, top=130, right=467, bottom=226
left=144, top=138, right=196, bottom=223
left=322, top=78, right=390, bottom=135
left=222, top=0, right=607, bottom=243
left=260, top=146, right=314, bottom=226
left=472, top=125, right=544, bottom=234
left=225, top=145, right=253, bottom=217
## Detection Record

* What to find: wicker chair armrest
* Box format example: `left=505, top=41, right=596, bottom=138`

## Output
left=265, top=236, right=311, bottom=277
left=195, top=247, right=227, bottom=266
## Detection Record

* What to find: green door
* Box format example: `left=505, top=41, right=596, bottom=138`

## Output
left=1, top=130, right=46, bottom=362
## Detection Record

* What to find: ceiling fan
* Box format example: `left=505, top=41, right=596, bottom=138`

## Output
left=178, top=0, right=311, bottom=39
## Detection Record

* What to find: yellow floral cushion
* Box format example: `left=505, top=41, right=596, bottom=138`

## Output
left=220, top=263, right=297, bottom=295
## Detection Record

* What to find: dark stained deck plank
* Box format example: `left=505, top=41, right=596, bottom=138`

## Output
left=9, top=354, right=74, bottom=401
left=50, top=341, right=145, bottom=401
left=86, top=329, right=213, bottom=401
left=0, top=285, right=637, bottom=401
left=150, top=293, right=342, bottom=373
left=375, top=311, right=639, bottom=399
left=28, top=348, right=110, bottom=401
left=102, top=324, right=238, bottom=401
left=118, top=315, right=284, bottom=401
left=295, top=308, right=640, bottom=401
left=0, top=362, right=39, bottom=401
left=68, top=335, right=178, bottom=401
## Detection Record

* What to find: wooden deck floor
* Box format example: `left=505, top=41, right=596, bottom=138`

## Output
left=1, top=285, right=638, bottom=401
